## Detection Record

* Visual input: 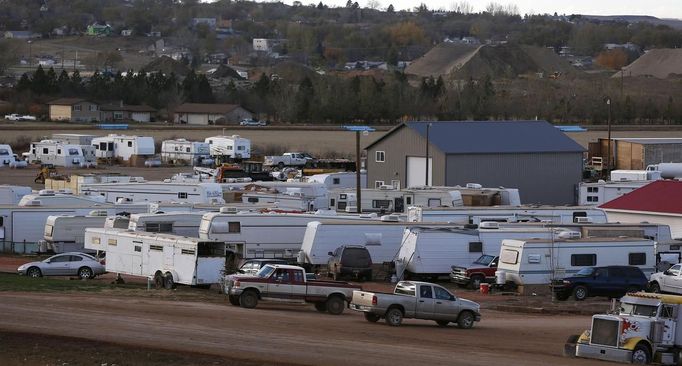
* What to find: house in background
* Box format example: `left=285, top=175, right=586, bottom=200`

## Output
left=99, top=103, right=156, bottom=123
left=364, top=120, right=586, bottom=205
left=173, top=103, right=252, bottom=125
left=86, top=23, right=112, bottom=36
left=121, top=29, right=133, bottom=37
left=48, top=98, right=101, bottom=122
left=600, top=180, right=682, bottom=238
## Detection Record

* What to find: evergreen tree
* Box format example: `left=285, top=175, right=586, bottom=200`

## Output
left=387, top=4, right=394, bottom=13
left=45, top=67, right=58, bottom=95
left=31, top=65, right=48, bottom=94
left=195, top=75, right=215, bottom=103
left=16, top=73, right=31, bottom=92
left=57, top=70, right=70, bottom=95
left=70, top=70, right=83, bottom=95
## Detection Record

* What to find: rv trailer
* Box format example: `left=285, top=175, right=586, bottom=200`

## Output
left=80, top=182, right=225, bottom=204
left=160, top=139, right=212, bottom=166
left=407, top=206, right=608, bottom=224
left=205, top=135, right=251, bottom=160
left=25, top=140, right=96, bottom=167
left=91, top=134, right=155, bottom=161
left=43, top=212, right=109, bottom=253
left=0, top=144, right=17, bottom=166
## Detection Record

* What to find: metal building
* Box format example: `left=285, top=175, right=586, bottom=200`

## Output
left=364, top=121, right=585, bottom=205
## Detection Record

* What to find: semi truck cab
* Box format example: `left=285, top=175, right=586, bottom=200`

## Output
left=572, top=292, right=682, bottom=364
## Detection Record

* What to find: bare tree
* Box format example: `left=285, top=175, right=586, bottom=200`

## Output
left=450, top=1, right=473, bottom=14
left=366, top=0, right=381, bottom=10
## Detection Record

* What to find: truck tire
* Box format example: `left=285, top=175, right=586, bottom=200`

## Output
left=278, top=162, right=285, bottom=169
left=385, top=308, right=403, bottom=326
left=436, top=320, right=449, bottom=327
left=555, top=292, right=570, bottom=301
left=239, top=290, right=259, bottom=309
left=469, top=275, right=484, bottom=290
left=364, top=313, right=380, bottom=323
left=457, top=311, right=475, bottom=329
left=314, top=302, right=327, bottom=312
left=325, top=296, right=345, bottom=315
left=164, top=272, right=176, bottom=290
left=631, top=343, right=651, bottom=364
left=573, top=285, right=588, bottom=301
left=228, top=295, right=240, bottom=306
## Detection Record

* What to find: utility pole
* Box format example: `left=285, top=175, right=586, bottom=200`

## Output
left=606, top=97, right=612, bottom=175
left=343, top=125, right=374, bottom=213
left=425, top=122, right=432, bottom=186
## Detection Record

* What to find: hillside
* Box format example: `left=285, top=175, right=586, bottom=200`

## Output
left=406, top=43, right=578, bottom=80
left=614, top=48, right=682, bottom=79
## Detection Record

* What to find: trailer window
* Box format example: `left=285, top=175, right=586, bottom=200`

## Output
left=145, top=222, right=173, bottom=233
left=45, top=224, right=53, bottom=236
left=337, top=202, right=347, bottom=210
left=181, top=249, right=196, bottom=255
left=500, top=249, right=519, bottom=265
left=247, top=197, right=259, bottom=203
left=571, top=254, right=596, bottom=266
left=134, top=245, right=141, bottom=252
left=228, top=222, right=240, bottom=233
left=198, top=242, right=224, bottom=257
left=469, top=242, right=483, bottom=253
left=330, top=199, right=335, bottom=207
left=406, top=197, right=412, bottom=205
left=150, top=245, right=163, bottom=251
left=107, top=238, right=117, bottom=246
left=68, top=148, right=79, bottom=156
left=91, top=236, right=100, bottom=245
left=128, top=141, right=133, bottom=147
left=372, top=200, right=390, bottom=209
left=333, top=178, right=340, bottom=185
left=340, top=194, right=347, bottom=199
left=178, top=192, right=188, bottom=199
left=427, top=198, right=442, bottom=207
left=629, top=253, right=646, bottom=266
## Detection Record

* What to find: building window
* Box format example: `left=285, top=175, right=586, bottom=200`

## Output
left=586, top=196, right=599, bottom=202
left=571, top=254, right=596, bottom=266
left=629, top=253, right=646, bottom=266
left=375, top=151, right=385, bottom=162
left=332, top=178, right=340, bottom=185
left=469, top=242, right=483, bottom=253
left=228, top=222, right=241, bottom=233
left=73, top=105, right=82, bottom=111
left=89, top=105, right=98, bottom=111
left=375, top=181, right=384, bottom=188
left=178, top=192, right=188, bottom=199
left=113, top=112, right=124, bottom=119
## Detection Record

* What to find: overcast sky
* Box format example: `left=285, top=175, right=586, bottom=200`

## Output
left=264, top=0, right=682, bottom=19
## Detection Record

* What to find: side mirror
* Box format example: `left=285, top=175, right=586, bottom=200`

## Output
left=237, top=269, right=245, bottom=274
left=327, top=251, right=333, bottom=256
left=665, top=270, right=672, bottom=276
left=490, top=262, right=497, bottom=267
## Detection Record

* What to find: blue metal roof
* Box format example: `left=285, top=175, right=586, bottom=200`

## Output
left=403, top=121, right=586, bottom=154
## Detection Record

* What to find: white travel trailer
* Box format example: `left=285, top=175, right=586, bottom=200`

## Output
left=407, top=206, right=608, bottom=225
left=25, top=140, right=96, bottom=167
left=240, top=182, right=329, bottom=210
left=84, top=228, right=226, bottom=287
left=0, top=144, right=17, bottom=166
left=331, top=187, right=462, bottom=214
left=305, top=171, right=367, bottom=190
left=80, top=182, right=225, bottom=205
left=52, top=133, right=95, bottom=145
left=578, top=180, right=649, bottom=206
left=43, top=213, right=109, bottom=253
left=160, top=139, right=211, bottom=166
left=205, top=135, right=251, bottom=159
left=91, top=134, right=155, bottom=161
left=0, top=185, right=31, bottom=205
left=395, top=225, right=565, bottom=278
left=199, top=211, right=373, bottom=259
left=496, top=237, right=656, bottom=286
left=128, top=211, right=206, bottom=237
left=18, top=190, right=107, bottom=207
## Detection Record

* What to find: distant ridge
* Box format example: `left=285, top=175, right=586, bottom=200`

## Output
left=580, top=15, right=682, bottom=29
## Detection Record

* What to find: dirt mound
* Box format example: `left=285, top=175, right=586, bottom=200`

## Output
left=406, top=43, right=577, bottom=80
left=211, top=64, right=243, bottom=79
left=140, top=56, right=191, bottom=77
left=614, top=49, right=682, bottom=79
left=405, top=43, right=479, bottom=77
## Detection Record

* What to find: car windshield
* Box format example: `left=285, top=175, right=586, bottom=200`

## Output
left=256, top=265, right=276, bottom=278
left=620, top=303, right=658, bottom=317
left=473, top=255, right=495, bottom=266
left=575, top=268, right=595, bottom=277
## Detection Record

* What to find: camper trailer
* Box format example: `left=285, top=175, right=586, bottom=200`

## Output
left=91, top=134, right=155, bottom=161
left=198, top=211, right=373, bottom=259
left=407, top=205, right=608, bottom=224
left=160, top=139, right=211, bottom=166
left=80, top=182, right=225, bottom=204
left=496, top=237, right=656, bottom=287
left=0, top=144, right=17, bottom=166
left=205, top=135, right=251, bottom=160
left=128, top=212, right=206, bottom=237
left=305, top=172, right=367, bottom=190
left=0, top=186, right=31, bottom=205
left=43, top=213, right=109, bottom=253
left=25, top=140, right=96, bottom=167
left=331, top=187, right=463, bottom=213
left=84, top=227, right=226, bottom=287
left=52, top=134, right=95, bottom=145
left=18, top=190, right=107, bottom=207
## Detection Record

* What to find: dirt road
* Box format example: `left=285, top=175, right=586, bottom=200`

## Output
left=0, top=292, right=604, bottom=366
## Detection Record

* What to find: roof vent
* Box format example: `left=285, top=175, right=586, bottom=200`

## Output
left=479, top=221, right=499, bottom=229
left=557, top=230, right=581, bottom=239
left=220, top=207, right=238, bottom=214
left=57, top=189, right=73, bottom=195
left=88, top=210, right=109, bottom=217
left=466, top=183, right=483, bottom=189
left=25, top=199, right=42, bottom=206
left=575, top=217, right=593, bottom=223
left=38, top=189, right=55, bottom=196
left=379, top=185, right=394, bottom=190
left=380, top=214, right=400, bottom=222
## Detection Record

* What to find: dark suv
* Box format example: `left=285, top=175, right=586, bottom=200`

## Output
left=552, top=266, right=648, bottom=301
left=327, top=245, right=372, bottom=281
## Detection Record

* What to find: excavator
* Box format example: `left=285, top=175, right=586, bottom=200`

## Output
left=34, top=164, right=66, bottom=184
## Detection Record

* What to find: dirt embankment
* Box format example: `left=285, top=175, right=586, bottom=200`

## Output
left=615, top=48, right=682, bottom=79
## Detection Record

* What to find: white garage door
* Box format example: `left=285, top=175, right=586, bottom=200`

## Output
left=406, top=156, right=432, bottom=188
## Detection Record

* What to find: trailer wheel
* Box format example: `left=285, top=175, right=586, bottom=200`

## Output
left=228, top=295, right=240, bottom=306
left=385, top=307, right=403, bottom=326
left=154, top=272, right=164, bottom=289
left=631, top=343, right=651, bottom=364
left=364, top=313, right=380, bottom=323
left=314, top=302, right=327, bottom=312
left=163, top=272, right=176, bottom=290
left=457, top=311, right=475, bottom=329
left=239, top=290, right=259, bottom=309
left=325, top=296, right=345, bottom=315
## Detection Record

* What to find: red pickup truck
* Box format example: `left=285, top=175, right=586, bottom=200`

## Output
left=449, top=255, right=498, bottom=289
left=224, top=264, right=361, bottom=314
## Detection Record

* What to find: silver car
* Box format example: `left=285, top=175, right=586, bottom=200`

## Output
left=17, top=252, right=106, bottom=279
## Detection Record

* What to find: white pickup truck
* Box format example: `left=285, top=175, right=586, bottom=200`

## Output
left=350, top=281, right=481, bottom=328
left=649, top=263, right=682, bottom=293
left=4, top=114, right=36, bottom=121
left=263, top=152, right=311, bottom=168
left=224, top=264, right=361, bottom=314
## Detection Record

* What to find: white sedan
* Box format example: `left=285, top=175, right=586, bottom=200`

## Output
left=4, top=114, right=36, bottom=121
left=17, top=252, right=105, bottom=279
